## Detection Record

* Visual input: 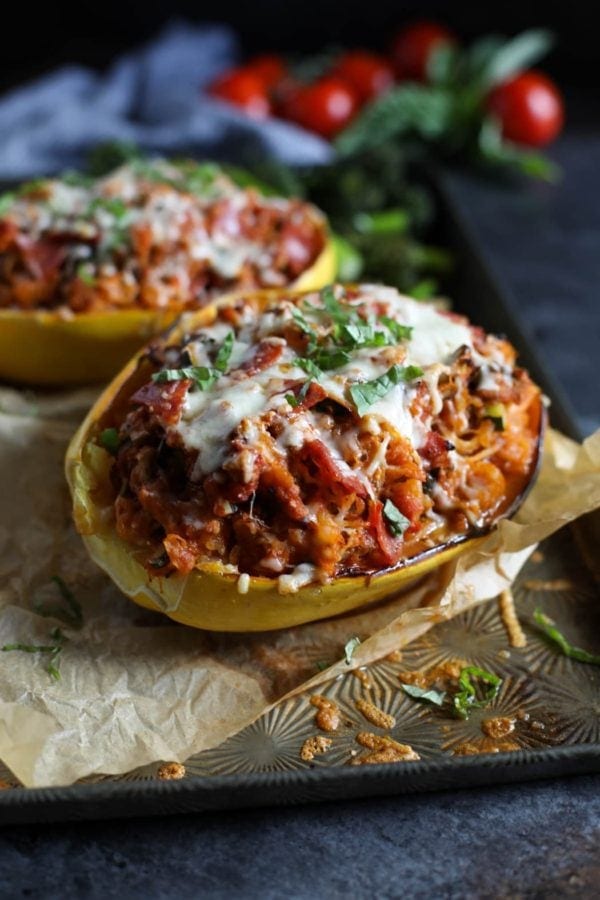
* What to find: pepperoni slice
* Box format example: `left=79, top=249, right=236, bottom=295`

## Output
left=239, top=339, right=284, bottom=375
left=368, top=500, right=403, bottom=567
left=302, top=439, right=369, bottom=499
left=131, top=379, right=191, bottom=425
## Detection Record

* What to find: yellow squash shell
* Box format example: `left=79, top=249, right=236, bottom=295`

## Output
left=65, top=291, right=544, bottom=633
left=0, top=235, right=336, bottom=387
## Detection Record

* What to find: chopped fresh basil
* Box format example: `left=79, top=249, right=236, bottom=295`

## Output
left=100, top=427, right=120, bottom=454
left=295, top=357, right=323, bottom=380
left=214, top=331, right=234, bottom=374
left=32, top=577, right=83, bottom=629
left=453, top=666, right=502, bottom=720
left=533, top=608, right=600, bottom=665
left=311, top=346, right=351, bottom=370
left=401, top=683, right=447, bottom=706
left=338, top=320, right=388, bottom=350
left=0, top=192, right=16, bottom=216
left=51, top=576, right=83, bottom=628
left=285, top=393, right=299, bottom=408
left=485, top=402, right=506, bottom=432
left=349, top=364, right=424, bottom=416
left=88, top=196, right=128, bottom=220
left=152, top=334, right=234, bottom=391
left=344, top=636, right=361, bottom=665
left=383, top=499, right=411, bottom=537
left=152, top=366, right=216, bottom=391
left=76, top=264, right=96, bottom=287
left=379, top=316, right=413, bottom=342
left=291, top=307, right=315, bottom=340
left=1, top=626, right=66, bottom=682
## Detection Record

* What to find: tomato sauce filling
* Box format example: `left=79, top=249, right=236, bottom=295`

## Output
left=0, top=161, right=326, bottom=314
left=99, top=285, right=542, bottom=590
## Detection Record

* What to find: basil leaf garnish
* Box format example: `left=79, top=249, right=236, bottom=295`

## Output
left=453, top=666, right=502, bottom=720
left=383, top=500, right=411, bottom=537
left=534, top=609, right=600, bottom=665
left=344, top=636, right=361, bottom=665
left=349, top=364, right=423, bottom=416
left=401, top=683, right=447, bottom=707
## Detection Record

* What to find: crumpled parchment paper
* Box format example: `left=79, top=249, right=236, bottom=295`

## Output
left=0, top=387, right=599, bottom=787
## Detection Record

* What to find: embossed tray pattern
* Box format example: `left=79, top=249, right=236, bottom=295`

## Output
left=1, top=523, right=599, bottom=821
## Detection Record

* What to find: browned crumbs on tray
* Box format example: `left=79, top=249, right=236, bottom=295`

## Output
left=351, top=732, right=420, bottom=765
left=300, top=735, right=333, bottom=761
left=498, top=588, right=527, bottom=648
left=156, top=762, right=186, bottom=780
left=310, top=695, right=341, bottom=732
left=0, top=778, right=13, bottom=790
left=352, top=668, right=373, bottom=690
left=385, top=649, right=403, bottom=663
left=481, top=716, right=516, bottom=739
left=355, top=698, right=396, bottom=730
left=451, top=736, right=520, bottom=756
left=523, top=578, right=575, bottom=591
left=398, top=658, right=469, bottom=690
left=531, top=550, right=544, bottom=564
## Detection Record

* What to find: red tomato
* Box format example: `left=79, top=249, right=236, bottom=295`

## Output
left=391, top=20, right=456, bottom=81
left=246, top=54, right=288, bottom=90
left=487, top=71, right=564, bottom=147
left=208, top=68, right=271, bottom=118
left=282, top=77, right=359, bottom=139
left=332, top=51, right=395, bottom=103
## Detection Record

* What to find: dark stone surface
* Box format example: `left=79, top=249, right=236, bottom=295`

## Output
left=1, top=775, right=600, bottom=898
left=1, top=133, right=599, bottom=900
left=442, top=133, right=600, bottom=437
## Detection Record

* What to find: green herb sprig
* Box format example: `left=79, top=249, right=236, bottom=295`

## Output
left=533, top=609, right=600, bottom=665
left=400, top=683, right=447, bottom=707
left=31, top=576, right=83, bottom=630
left=453, top=666, right=502, bottom=719
left=152, top=332, right=234, bottom=392
left=349, top=364, right=423, bottom=417
left=344, top=636, right=361, bottom=665
left=2, top=627, right=66, bottom=682
left=383, top=500, right=411, bottom=537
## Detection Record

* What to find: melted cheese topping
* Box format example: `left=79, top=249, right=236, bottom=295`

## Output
left=171, top=286, right=495, bottom=477
left=3, top=162, right=325, bottom=301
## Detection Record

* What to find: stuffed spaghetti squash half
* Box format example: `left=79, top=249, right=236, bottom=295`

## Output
left=0, top=160, right=334, bottom=385
left=66, top=283, right=544, bottom=631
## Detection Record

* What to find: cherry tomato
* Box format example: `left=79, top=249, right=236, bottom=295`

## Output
left=246, top=54, right=288, bottom=90
left=208, top=68, right=271, bottom=119
left=487, top=71, right=564, bottom=147
left=332, top=51, right=395, bottom=103
left=391, top=20, right=456, bottom=82
left=282, top=77, right=360, bottom=139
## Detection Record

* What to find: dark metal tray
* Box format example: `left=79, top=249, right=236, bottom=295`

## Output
left=1, top=169, right=598, bottom=824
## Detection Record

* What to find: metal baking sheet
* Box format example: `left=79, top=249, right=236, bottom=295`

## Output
left=1, top=168, right=598, bottom=824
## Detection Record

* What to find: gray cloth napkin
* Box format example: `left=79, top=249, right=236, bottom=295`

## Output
left=0, top=20, right=333, bottom=180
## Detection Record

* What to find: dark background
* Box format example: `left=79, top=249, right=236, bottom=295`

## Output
left=2, top=0, right=598, bottom=96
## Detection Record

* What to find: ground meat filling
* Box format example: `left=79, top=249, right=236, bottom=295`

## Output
left=104, top=285, right=541, bottom=588
left=0, top=161, right=326, bottom=313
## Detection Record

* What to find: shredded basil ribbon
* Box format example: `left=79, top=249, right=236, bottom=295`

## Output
left=152, top=331, right=234, bottom=391
left=534, top=608, right=600, bottom=665
left=383, top=499, right=411, bottom=537
left=349, top=363, right=424, bottom=417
